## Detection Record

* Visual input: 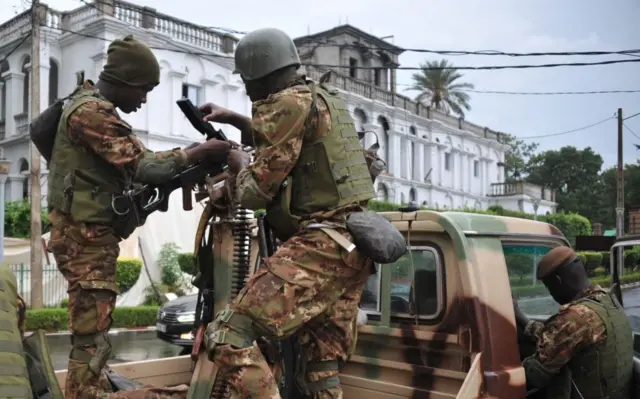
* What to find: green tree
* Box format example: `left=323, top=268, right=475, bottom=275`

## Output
left=4, top=199, right=50, bottom=238
left=500, top=133, right=539, bottom=182
left=407, top=59, right=474, bottom=118
left=526, top=146, right=607, bottom=223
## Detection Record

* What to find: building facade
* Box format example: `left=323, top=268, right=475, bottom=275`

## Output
left=295, top=25, right=556, bottom=215
left=0, top=0, right=248, bottom=205
left=0, top=1, right=556, bottom=215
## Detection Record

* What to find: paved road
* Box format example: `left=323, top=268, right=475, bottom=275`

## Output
left=48, top=330, right=186, bottom=370
left=46, top=287, right=640, bottom=370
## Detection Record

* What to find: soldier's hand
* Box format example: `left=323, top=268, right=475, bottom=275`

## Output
left=227, top=149, right=251, bottom=174
left=185, top=139, right=231, bottom=164
left=200, top=102, right=234, bottom=124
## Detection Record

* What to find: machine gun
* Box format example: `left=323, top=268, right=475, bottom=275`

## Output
left=111, top=98, right=231, bottom=225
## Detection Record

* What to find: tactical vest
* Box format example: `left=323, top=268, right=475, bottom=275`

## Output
left=550, top=293, right=633, bottom=399
left=47, top=88, right=135, bottom=234
left=265, top=83, right=375, bottom=240
left=0, top=265, right=33, bottom=398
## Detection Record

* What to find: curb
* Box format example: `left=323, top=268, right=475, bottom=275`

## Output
left=26, top=326, right=157, bottom=336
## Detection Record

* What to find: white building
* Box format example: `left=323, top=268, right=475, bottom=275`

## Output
left=295, top=25, right=557, bottom=215
left=0, top=0, right=249, bottom=205
left=0, top=2, right=556, bottom=216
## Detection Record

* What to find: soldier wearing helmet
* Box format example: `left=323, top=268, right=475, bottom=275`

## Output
left=512, top=246, right=633, bottom=398
left=200, top=27, right=376, bottom=397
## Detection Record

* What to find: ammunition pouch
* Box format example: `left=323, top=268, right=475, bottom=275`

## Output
left=23, top=330, right=64, bottom=399
left=346, top=210, right=407, bottom=264
left=265, top=176, right=300, bottom=242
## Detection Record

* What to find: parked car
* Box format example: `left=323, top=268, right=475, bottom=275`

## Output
left=155, top=294, right=198, bottom=349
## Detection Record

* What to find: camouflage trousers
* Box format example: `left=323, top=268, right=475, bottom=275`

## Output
left=99, top=384, right=189, bottom=399
left=208, top=227, right=372, bottom=399
left=47, top=210, right=121, bottom=399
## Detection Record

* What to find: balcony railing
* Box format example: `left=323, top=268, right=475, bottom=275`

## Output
left=488, top=181, right=556, bottom=202
left=0, top=0, right=237, bottom=55
left=302, top=65, right=502, bottom=143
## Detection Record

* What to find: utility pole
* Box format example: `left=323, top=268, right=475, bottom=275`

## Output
left=616, top=108, right=624, bottom=278
left=29, top=0, right=43, bottom=309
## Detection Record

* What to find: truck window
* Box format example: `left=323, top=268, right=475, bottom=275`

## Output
left=503, top=243, right=560, bottom=317
left=360, top=246, right=445, bottom=320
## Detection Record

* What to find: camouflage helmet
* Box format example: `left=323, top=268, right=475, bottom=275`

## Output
left=233, top=28, right=301, bottom=81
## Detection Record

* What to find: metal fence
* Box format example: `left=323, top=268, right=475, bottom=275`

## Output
left=10, top=264, right=68, bottom=308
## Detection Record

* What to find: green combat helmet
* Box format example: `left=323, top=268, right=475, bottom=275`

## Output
left=233, top=27, right=301, bottom=81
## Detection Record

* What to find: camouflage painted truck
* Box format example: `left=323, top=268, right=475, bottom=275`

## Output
left=51, top=205, right=640, bottom=398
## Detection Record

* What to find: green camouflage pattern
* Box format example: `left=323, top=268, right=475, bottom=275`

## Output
left=47, top=209, right=120, bottom=399
left=0, top=264, right=32, bottom=399
left=522, top=285, right=633, bottom=398
left=47, top=80, right=188, bottom=230
left=204, top=225, right=372, bottom=398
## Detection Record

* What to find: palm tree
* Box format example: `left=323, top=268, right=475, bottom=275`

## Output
left=407, top=59, right=474, bottom=118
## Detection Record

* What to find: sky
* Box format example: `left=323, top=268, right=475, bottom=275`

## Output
left=1, top=0, right=639, bottom=169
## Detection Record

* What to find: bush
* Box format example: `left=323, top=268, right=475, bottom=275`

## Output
left=4, top=199, right=50, bottom=238
left=177, top=253, right=197, bottom=276
left=581, top=251, right=602, bottom=274
left=157, top=242, right=182, bottom=287
left=593, top=266, right=607, bottom=277
left=600, top=251, right=611, bottom=271
left=116, top=258, right=142, bottom=293
left=25, top=306, right=160, bottom=331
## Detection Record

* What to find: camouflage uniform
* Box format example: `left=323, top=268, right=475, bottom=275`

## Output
left=206, top=76, right=374, bottom=399
left=47, top=80, right=189, bottom=399
left=522, top=284, right=632, bottom=398
left=100, top=385, right=189, bottom=399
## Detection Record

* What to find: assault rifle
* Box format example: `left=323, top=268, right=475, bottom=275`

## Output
left=111, top=98, right=230, bottom=225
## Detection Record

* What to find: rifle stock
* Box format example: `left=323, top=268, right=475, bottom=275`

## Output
left=111, top=98, right=233, bottom=224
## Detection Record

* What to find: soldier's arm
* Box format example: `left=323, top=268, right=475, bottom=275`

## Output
left=67, top=101, right=189, bottom=184
left=522, top=305, right=606, bottom=390
left=234, top=94, right=310, bottom=210
left=524, top=320, right=545, bottom=341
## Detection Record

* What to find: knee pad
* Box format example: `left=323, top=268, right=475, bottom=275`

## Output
left=205, top=307, right=256, bottom=361
left=70, top=331, right=112, bottom=377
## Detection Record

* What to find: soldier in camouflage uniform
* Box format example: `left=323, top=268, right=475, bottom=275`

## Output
left=512, top=246, right=633, bottom=398
left=200, top=27, right=376, bottom=398
left=46, top=35, right=231, bottom=399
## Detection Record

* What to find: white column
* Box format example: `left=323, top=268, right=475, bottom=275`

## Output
left=437, top=146, right=443, bottom=185
left=467, top=154, right=475, bottom=193
left=1, top=72, right=23, bottom=137
left=388, top=130, right=399, bottom=176
left=414, top=141, right=424, bottom=182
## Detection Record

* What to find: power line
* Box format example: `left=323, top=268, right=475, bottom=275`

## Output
left=518, top=115, right=616, bottom=140
left=44, top=25, right=640, bottom=72
left=624, top=111, right=640, bottom=121
left=402, top=86, right=640, bottom=96
left=624, top=123, right=640, bottom=141
left=0, top=34, right=30, bottom=65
